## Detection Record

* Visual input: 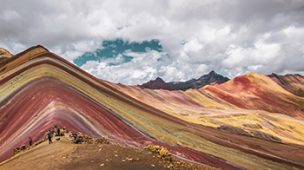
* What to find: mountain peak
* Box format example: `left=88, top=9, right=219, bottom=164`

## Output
left=25, top=45, right=49, bottom=53
left=0, top=48, right=13, bottom=64
left=140, top=71, right=229, bottom=91
left=154, top=77, right=165, bottom=83
left=208, top=70, right=216, bottom=75
left=0, top=48, right=13, bottom=59
left=12, top=45, right=49, bottom=60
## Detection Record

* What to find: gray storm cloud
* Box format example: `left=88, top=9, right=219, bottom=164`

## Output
left=0, top=0, right=304, bottom=84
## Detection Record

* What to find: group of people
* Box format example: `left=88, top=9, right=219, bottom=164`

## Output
left=45, top=125, right=83, bottom=144
left=14, top=125, right=84, bottom=155
left=47, top=125, right=64, bottom=144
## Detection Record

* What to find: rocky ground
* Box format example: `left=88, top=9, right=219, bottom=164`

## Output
left=0, top=133, right=211, bottom=170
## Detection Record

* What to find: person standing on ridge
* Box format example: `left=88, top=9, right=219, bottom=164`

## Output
left=28, top=137, right=33, bottom=146
left=47, top=130, right=53, bottom=144
left=55, top=125, right=60, bottom=136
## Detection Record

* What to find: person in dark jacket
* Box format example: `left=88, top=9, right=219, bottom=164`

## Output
left=28, top=137, right=33, bottom=146
left=47, top=130, right=53, bottom=144
left=56, top=127, right=60, bottom=136
left=54, top=125, right=60, bottom=136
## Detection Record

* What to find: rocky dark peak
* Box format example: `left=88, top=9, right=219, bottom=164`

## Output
left=140, top=71, right=229, bottom=91
left=269, top=73, right=279, bottom=78
left=154, top=77, right=165, bottom=83
left=208, top=70, right=216, bottom=75
left=198, top=71, right=229, bottom=81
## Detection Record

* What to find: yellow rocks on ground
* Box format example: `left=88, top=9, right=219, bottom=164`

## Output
left=144, top=144, right=170, bottom=157
left=159, top=147, right=169, bottom=157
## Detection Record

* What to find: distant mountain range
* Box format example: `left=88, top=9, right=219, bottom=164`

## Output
left=139, top=71, right=229, bottom=90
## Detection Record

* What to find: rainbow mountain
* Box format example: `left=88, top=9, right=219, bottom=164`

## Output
left=0, top=46, right=304, bottom=169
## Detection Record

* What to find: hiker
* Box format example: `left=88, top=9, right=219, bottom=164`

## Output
left=28, top=137, right=33, bottom=146
left=57, top=127, right=60, bottom=136
left=63, top=127, right=67, bottom=134
left=47, top=130, right=53, bottom=144
left=54, top=125, right=60, bottom=136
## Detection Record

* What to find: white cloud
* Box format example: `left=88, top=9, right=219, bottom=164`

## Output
left=223, top=38, right=281, bottom=68
left=0, top=0, right=304, bottom=84
left=0, top=10, right=20, bottom=21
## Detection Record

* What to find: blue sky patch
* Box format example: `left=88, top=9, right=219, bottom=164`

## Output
left=74, top=39, right=162, bottom=66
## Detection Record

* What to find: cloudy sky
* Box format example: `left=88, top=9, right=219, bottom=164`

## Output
left=1, top=0, right=304, bottom=85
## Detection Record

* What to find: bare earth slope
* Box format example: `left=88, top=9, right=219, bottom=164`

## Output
left=0, top=135, right=208, bottom=170
left=269, top=73, right=304, bottom=97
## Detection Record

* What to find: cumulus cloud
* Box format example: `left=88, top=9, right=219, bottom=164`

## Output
left=0, top=0, right=304, bottom=84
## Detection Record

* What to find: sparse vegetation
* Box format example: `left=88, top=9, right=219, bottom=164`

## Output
left=217, top=125, right=250, bottom=136
left=297, top=88, right=304, bottom=97
left=250, top=131, right=282, bottom=143
left=144, top=145, right=170, bottom=157
left=144, top=144, right=210, bottom=169
left=217, top=125, right=282, bottom=143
